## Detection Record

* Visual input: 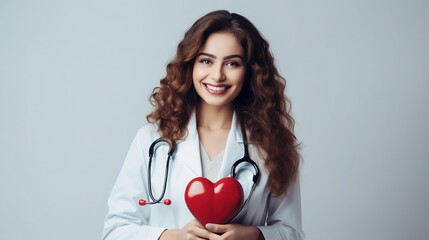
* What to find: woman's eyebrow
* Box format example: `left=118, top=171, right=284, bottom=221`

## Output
left=197, top=52, right=243, bottom=60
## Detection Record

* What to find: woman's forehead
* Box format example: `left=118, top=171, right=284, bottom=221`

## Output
left=199, top=32, right=244, bottom=58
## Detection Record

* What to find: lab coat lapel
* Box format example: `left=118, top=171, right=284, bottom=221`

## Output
left=176, top=111, right=202, bottom=176
left=218, top=112, right=244, bottom=179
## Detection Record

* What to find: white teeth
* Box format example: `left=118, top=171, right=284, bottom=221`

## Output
left=206, top=84, right=227, bottom=91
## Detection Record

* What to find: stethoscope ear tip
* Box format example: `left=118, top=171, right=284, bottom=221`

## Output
left=163, top=199, right=172, bottom=205
left=138, top=198, right=172, bottom=206
left=138, top=199, right=147, bottom=206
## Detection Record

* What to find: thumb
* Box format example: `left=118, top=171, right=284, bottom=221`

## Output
left=205, top=223, right=229, bottom=234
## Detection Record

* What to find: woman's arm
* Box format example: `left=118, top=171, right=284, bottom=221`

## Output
left=102, top=128, right=166, bottom=240
left=257, top=178, right=305, bottom=240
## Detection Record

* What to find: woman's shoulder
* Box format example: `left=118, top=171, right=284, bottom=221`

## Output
left=134, top=122, right=161, bottom=142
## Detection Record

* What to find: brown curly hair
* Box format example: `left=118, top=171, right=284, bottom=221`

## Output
left=147, top=10, right=300, bottom=196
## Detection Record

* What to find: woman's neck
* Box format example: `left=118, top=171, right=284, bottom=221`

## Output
left=196, top=103, right=233, bottom=131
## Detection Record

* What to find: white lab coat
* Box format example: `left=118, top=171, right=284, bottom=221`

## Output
left=102, top=112, right=304, bottom=240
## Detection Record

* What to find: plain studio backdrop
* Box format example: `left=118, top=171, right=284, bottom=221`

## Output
left=1, top=0, right=428, bottom=239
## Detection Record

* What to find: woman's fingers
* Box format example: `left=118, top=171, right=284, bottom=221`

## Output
left=205, top=223, right=230, bottom=234
left=182, top=219, right=211, bottom=240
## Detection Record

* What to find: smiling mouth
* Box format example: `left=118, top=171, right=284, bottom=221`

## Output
left=203, top=83, right=230, bottom=94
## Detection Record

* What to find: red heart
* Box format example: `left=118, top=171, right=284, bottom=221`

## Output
left=184, top=177, right=244, bottom=226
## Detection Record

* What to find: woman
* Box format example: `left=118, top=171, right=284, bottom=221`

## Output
left=103, top=10, right=304, bottom=240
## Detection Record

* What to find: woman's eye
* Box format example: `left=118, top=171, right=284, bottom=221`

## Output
left=226, top=61, right=241, bottom=67
left=199, top=59, right=212, bottom=65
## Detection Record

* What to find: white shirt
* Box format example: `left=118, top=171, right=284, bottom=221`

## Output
left=200, top=142, right=224, bottom=182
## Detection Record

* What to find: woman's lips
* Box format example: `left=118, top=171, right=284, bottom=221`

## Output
left=203, top=83, right=230, bottom=95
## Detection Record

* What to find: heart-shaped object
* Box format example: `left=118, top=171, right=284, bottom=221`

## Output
left=185, top=177, right=244, bottom=226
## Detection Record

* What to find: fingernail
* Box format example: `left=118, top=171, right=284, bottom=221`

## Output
left=205, top=224, right=212, bottom=230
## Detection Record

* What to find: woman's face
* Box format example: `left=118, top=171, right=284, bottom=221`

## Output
left=192, top=32, right=246, bottom=109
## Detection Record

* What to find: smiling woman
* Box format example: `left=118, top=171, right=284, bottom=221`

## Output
left=193, top=32, right=246, bottom=111
left=103, top=10, right=303, bottom=240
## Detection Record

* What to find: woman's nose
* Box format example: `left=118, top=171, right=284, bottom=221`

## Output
left=210, top=64, right=226, bottom=82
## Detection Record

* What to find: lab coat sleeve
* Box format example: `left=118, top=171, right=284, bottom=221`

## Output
left=102, top=128, right=165, bottom=240
left=257, top=178, right=305, bottom=240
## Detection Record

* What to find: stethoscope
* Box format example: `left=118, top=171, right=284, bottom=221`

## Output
left=138, top=123, right=260, bottom=209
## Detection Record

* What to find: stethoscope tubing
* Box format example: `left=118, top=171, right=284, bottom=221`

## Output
left=147, top=153, right=172, bottom=204
left=146, top=138, right=176, bottom=204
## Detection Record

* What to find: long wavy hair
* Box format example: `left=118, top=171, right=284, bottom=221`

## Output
left=147, top=10, right=300, bottom=196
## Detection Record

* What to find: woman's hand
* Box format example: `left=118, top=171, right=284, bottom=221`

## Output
left=205, top=223, right=264, bottom=240
left=159, top=219, right=211, bottom=240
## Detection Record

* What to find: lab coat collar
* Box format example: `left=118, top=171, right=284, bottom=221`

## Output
left=176, top=111, right=201, bottom=176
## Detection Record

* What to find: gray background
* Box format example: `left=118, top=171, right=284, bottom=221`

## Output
left=1, top=0, right=428, bottom=239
